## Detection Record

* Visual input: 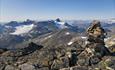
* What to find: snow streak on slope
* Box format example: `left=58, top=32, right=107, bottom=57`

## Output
left=10, top=24, right=34, bottom=35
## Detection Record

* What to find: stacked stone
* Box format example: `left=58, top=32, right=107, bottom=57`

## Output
left=87, top=20, right=106, bottom=45
left=77, top=20, right=110, bottom=66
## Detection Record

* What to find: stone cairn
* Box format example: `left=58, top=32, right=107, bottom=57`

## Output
left=77, top=20, right=110, bottom=66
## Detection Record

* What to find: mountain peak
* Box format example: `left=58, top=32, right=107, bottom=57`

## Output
left=56, top=18, right=61, bottom=22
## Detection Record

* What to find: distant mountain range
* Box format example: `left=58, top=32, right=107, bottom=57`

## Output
left=0, top=18, right=115, bottom=49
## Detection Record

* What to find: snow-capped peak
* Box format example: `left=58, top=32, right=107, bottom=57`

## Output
left=10, top=24, right=34, bottom=35
left=55, top=21, right=65, bottom=25
left=54, top=20, right=67, bottom=29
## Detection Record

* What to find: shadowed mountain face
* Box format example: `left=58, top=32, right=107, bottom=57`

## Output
left=0, top=19, right=114, bottom=49
left=0, top=19, right=85, bottom=49
left=0, top=20, right=115, bottom=70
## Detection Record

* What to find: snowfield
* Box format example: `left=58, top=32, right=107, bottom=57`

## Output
left=54, top=21, right=67, bottom=29
left=10, top=24, right=34, bottom=35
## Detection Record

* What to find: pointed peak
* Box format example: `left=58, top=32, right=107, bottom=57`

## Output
left=56, top=18, right=61, bottom=22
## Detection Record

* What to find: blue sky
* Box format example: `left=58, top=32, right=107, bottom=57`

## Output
left=0, top=0, right=115, bottom=22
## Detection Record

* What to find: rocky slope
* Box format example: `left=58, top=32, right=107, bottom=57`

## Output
left=0, top=19, right=84, bottom=49
left=1, top=19, right=115, bottom=49
left=0, top=20, right=115, bottom=70
left=0, top=38, right=114, bottom=70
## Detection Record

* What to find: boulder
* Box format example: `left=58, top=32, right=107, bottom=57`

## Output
left=37, top=67, right=49, bottom=70
left=60, top=66, right=88, bottom=70
left=97, top=56, right=115, bottom=70
left=51, top=56, right=69, bottom=70
left=19, top=63, right=36, bottom=70
left=60, top=68, right=70, bottom=70
left=0, top=62, right=6, bottom=70
left=5, top=65, right=19, bottom=70
left=71, top=66, right=88, bottom=70
left=0, top=48, right=7, bottom=54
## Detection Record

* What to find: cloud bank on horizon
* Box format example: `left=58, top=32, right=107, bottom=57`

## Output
left=0, top=0, right=115, bottom=22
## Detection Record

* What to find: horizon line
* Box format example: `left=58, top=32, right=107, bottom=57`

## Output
left=0, top=18, right=115, bottom=22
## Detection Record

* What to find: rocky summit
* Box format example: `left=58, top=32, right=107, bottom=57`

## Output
left=0, top=20, right=115, bottom=70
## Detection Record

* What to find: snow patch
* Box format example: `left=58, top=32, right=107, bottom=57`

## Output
left=81, top=36, right=87, bottom=39
left=56, top=22, right=65, bottom=25
left=104, top=37, right=110, bottom=42
left=85, top=41, right=90, bottom=45
left=48, top=35, right=52, bottom=38
left=67, top=41, right=73, bottom=45
left=65, top=32, right=70, bottom=35
left=10, top=24, right=34, bottom=35
left=5, top=26, right=12, bottom=28
left=44, top=35, right=52, bottom=40
left=105, top=45, right=109, bottom=48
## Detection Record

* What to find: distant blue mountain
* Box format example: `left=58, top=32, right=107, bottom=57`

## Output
left=0, top=19, right=114, bottom=49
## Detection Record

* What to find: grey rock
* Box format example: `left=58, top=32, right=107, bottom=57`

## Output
left=87, top=20, right=106, bottom=43
left=97, top=56, right=115, bottom=70
left=60, top=66, right=88, bottom=70
left=71, top=66, right=88, bottom=70
left=5, top=65, right=19, bottom=70
left=0, top=63, right=6, bottom=70
left=69, top=50, right=78, bottom=67
left=89, top=55, right=101, bottom=65
left=0, top=48, right=7, bottom=54
left=51, top=56, right=69, bottom=70
left=60, top=68, right=70, bottom=70
left=19, top=63, right=36, bottom=70
left=0, top=56, right=17, bottom=65
left=37, top=67, right=49, bottom=70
